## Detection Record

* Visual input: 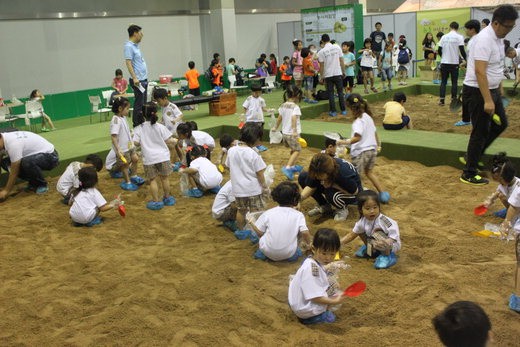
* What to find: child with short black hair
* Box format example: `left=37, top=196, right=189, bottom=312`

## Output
left=242, top=85, right=269, bottom=152
left=342, top=41, right=356, bottom=95
left=212, top=180, right=238, bottom=231
left=153, top=88, right=184, bottom=134
left=301, top=47, right=318, bottom=104
left=288, top=228, right=347, bottom=324
left=339, top=94, right=390, bottom=203
left=383, top=92, right=412, bottom=130
left=358, top=38, right=377, bottom=94
left=180, top=144, right=223, bottom=197
left=217, top=134, right=237, bottom=171
left=225, top=122, right=268, bottom=230
left=69, top=167, right=121, bottom=226
left=341, top=190, right=401, bottom=269
left=279, top=56, right=293, bottom=90
left=133, top=102, right=176, bottom=210
left=397, top=40, right=412, bottom=85
left=321, top=137, right=337, bottom=158
left=110, top=97, right=145, bottom=191
left=248, top=181, right=311, bottom=261
left=379, top=43, right=394, bottom=91
left=272, top=85, right=304, bottom=180
left=176, top=121, right=215, bottom=166
left=185, top=61, right=200, bottom=96
left=432, top=301, right=492, bottom=347
left=57, top=154, right=103, bottom=204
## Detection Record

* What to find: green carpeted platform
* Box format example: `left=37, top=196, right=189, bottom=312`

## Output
left=3, top=78, right=520, bottom=180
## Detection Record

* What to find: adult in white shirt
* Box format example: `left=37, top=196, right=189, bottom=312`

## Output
left=460, top=5, right=518, bottom=186
left=318, top=34, right=347, bottom=117
left=437, top=21, right=466, bottom=106
left=0, top=131, right=59, bottom=199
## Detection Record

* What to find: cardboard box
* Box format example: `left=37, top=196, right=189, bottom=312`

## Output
left=419, top=65, right=435, bottom=82
left=209, top=92, right=237, bottom=116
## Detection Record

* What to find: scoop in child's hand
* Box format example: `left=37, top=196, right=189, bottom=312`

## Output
left=342, top=281, right=366, bottom=297
left=218, top=164, right=225, bottom=173
left=298, top=137, right=307, bottom=148
left=474, top=204, right=488, bottom=216
left=118, top=205, right=126, bottom=217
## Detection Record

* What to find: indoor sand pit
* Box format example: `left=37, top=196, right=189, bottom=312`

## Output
left=1, top=142, right=519, bottom=346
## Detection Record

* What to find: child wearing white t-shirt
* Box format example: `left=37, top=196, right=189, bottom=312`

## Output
left=69, top=167, right=121, bottom=226
left=338, top=94, right=390, bottom=203
left=180, top=145, right=223, bottom=197
left=153, top=88, right=184, bottom=133
left=212, top=180, right=238, bottom=231
left=225, top=123, right=268, bottom=231
left=341, top=190, right=401, bottom=269
left=176, top=122, right=215, bottom=166
left=133, top=102, right=177, bottom=211
left=272, top=85, right=304, bottom=181
left=243, top=85, right=270, bottom=152
left=56, top=154, right=103, bottom=204
left=358, top=39, right=377, bottom=94
left=109, top=97, right=145, bottom=191
left=248, top=181, right=311, bottom=261
left=288, top=228, right=347, bottom=324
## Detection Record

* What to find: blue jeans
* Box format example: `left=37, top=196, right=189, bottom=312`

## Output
left=439, top=64, right=459, bottom=100
left=129, top=78, right=148, bottom=127
left=325, top=75, right=346, bottom=113
left=1, top=150, right=59, bottom=188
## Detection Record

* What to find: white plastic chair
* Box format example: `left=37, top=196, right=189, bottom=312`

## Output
left=88, top=94, right=112, bottom=123
left=261, top=75, right=277, bottom=93
left=228, top=75, right=248, bottom=93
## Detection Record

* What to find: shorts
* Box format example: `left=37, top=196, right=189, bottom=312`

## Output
left=143, top=161, right=171, bottom=180
left=282, top=134, right=302, bottom=152
left=293, top=71, right=303, bottom=81
left=351, top=149, right=377, bottom=172
left=213, top=204, right=238, bottom=222
left=343, top=76, right=354, bottom=88
left=235, top=194, right=265, bottom=213
left=113, top=148, right=136, bottom=170
left=189, top=87, right=200, bottom=96
left=398, top=65, right=408, bottom=72
left=303, top=76, right=314, bottom=91
left=361, top=66, right=373, bottom=72
left=383, top=115, right=410, bottom=130
left=381, top=68, right=393, bottom=81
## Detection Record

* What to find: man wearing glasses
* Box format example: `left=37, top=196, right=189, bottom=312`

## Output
left=460, top=5, right=518, bottom=185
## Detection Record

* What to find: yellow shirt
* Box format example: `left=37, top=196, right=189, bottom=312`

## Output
left=383, top=101, right=406, bottom=124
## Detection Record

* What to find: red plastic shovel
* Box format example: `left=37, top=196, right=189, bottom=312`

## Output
left=118, top=205, right=126, bottom=217
left=474, top=204, right=488, bottom=216
left=342, top=281, right=366, bottom=297
left=238, top=121, right=245, bottom=129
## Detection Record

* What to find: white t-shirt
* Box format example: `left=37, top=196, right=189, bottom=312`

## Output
left=439, top=30, right=465, bottom=64
left=255, top=206, right=308, bottom=261
left=317, top=42, right=343, bottom=78
left=211, top=181, right=235, bottom=218
left=161, top=102, right=183, bottom=133
left=2, top=131, right=54, bottom=163
left=278, top=102, right=302, bottom=135
left=110, top=115, right=132, bottom=152
left=56, top=161, right=82, bottom=197
left=288, top=257, right=331, bottom=319
left=190, top=157, right=223, bottom=189
left=350, top=113, right=378, bottom=157
left=69, top=188, right=107, bottom=224
left=464, top=25, right=505, bottom=89
left=360, top=49, right=375, bottom=68
left=507, top=184, right=520, bottom=234
left=105, top=149, right=116, bottom=170
left=497, top=177, right=520, bottom=199
left=512, top=48, right=520, bottom=68
left=132, top=121, right=172, bottom=165
left=187, top=130, right=215, bottom=150
left=225, top=144, right=266, bottom=197
left=243, top=96, right=266, bottom=123
left=352, top=213, right=401, bottom=252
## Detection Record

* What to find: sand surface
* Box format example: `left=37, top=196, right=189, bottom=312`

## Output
left=314, top=93, right=520, bottom=139
left=1, top=142, right=520, bottom=346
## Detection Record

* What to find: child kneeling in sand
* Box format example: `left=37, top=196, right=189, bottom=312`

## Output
left=383, top=92, right=412, bottom=130
left=248, top=181, right=311, bottom=261
left=212, top=180, right=238, bottom=231
left=180, top=145, right=223, bottom=197
left=288, top=228, right=347, bottom=324
left=341, top=190, right=401, bottom=269
left=56, top=154, right=103, bottom=204
left=69, top=167, right=121, bottom=226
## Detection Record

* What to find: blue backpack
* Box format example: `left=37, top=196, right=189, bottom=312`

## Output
left=398, top=48, right=410, bottom=64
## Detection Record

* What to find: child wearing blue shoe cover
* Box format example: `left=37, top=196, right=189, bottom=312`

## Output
left=480, top=153, right=519, bottom=219
left=271, top=85, right=304, bottom=180
left=212, top=181, right=238, bottom=231
left=247, top=181, right=311, bottom=261
left=288, top=228, right=348, bottom=324
left=243, top=85, right=271, bottom=152
left=69, top=167, right=121, bottom=226
left=180, top=145, right=223, bottom=197
left=133, top=102, right=177, bottom=210
left=56, top=154, right=103, bottom=205
left=341, top=190, right=401, bottom=269
left=433, top=301, right=493, bottom=347
left=226, top=123, right=267, bottom=232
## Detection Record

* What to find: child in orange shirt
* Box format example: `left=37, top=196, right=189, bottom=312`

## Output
left=279, top=56, right=293, bottom=90
left=301, top=48, right=318, bottom=104
left=185, top=61, right=200, bottom=96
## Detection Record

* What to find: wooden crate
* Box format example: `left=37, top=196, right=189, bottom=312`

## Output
left=209, top=92, right=237, bottom=116
left=418, top=65, right=435, bottom=82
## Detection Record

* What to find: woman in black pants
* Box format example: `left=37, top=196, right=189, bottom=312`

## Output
left=298, top=153, right=362, bottom=221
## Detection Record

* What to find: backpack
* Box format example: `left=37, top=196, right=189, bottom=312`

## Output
left=398, top=48, right=410, bottom=64
left=314, top=90, right=330, bottom=100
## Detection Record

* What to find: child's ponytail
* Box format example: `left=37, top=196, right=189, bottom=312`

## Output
left=112, top=96, right=130, bottom=114
left=283, top=85, right=302, bottom=102
left=142, top=102, right=158, bottom=125
left=70, top=167, right=98, bottom=204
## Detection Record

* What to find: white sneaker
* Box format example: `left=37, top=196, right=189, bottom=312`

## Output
left=334, top=208, right=349, bottom=221
left=308, top=206, right=324, bottom=217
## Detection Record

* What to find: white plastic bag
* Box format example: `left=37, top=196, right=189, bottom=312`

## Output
left=269, top=130, right=282, bottom=144
left=180, top=173, right=189, bottom=196
left=264, top=164, right=275, bottom=187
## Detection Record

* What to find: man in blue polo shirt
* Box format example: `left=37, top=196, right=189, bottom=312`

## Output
left=124, top=24, right=148, bottom=127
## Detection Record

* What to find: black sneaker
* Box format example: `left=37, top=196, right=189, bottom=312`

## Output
left=460, top=174, right=489, bottom=185
left=458, top=155, right=485, bottom=169
left=438, top=99, right=445, bottom=106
